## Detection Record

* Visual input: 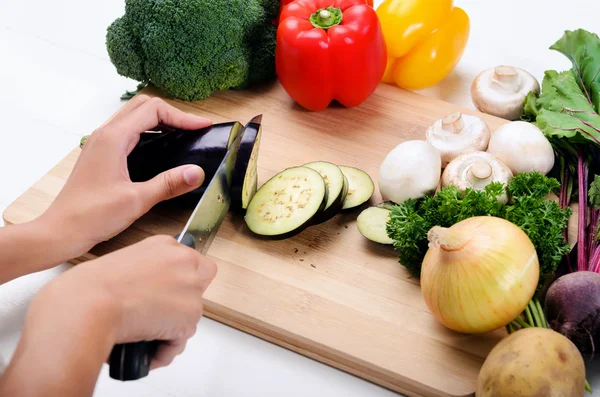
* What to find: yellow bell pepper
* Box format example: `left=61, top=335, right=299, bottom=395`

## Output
left=376, top=0, right=470, bottom=90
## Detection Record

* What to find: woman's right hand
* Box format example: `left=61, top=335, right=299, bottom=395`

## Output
left=33, top=234, right=217, bottom=369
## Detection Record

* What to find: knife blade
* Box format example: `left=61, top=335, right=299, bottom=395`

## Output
left=177, top=114, right=262, bottom=253
left=108, top=115, right=263, bottom=382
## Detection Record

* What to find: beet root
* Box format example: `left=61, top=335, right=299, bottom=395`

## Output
left=545, top=271, right=600, bottom=359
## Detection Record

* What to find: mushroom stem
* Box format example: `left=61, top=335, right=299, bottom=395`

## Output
left=471, top=161, right=492, bottom=179
left=441, top=112, right=465, bottom=134
left=492, top=66, right=522, bottom=92
left=467, top=161, right=493, bottom=187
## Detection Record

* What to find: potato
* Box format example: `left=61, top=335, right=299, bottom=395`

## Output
left=476, top=328, right=586, bottom=397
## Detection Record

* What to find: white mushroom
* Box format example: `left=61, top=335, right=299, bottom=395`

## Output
left=379, top=140, right=442, bottom=204
left=471, top=66, right=540, bottom=120
left=425, top=112, right=491, bottom=166
left=487, top=121, right=555, bottom=175
left=442, top=151, right=513, bottom=203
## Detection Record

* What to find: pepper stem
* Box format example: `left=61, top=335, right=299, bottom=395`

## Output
left=309, top=7, right=343, bottom=29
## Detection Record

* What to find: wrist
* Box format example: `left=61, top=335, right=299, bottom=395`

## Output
left=36, top=273, right=122, bottom=345
left=34, top=212, right=91, bottom=263
left=0, top=277, right=122, bottom=396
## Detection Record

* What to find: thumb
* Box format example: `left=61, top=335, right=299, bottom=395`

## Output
left=138, top=165, right=205, bottom=209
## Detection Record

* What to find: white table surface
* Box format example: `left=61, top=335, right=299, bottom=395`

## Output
left=0, top=0, right=598, bottom=396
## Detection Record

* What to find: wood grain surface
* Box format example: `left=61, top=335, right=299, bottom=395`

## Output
left=4, top=82, right=534, bottom=396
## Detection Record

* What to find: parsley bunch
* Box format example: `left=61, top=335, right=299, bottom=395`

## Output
left=386, top=172, right=572, bottom=288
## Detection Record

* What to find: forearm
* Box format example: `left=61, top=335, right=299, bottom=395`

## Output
left=0, top=282, right=119, bottom=397
left=0, top=217, right=80, bottom=284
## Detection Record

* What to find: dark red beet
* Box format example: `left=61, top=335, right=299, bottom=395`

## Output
left=545, top=271, right=600, bottom=359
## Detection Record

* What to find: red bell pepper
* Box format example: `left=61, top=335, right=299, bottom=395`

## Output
left=281, top=0, right=373, bottom=8
left=276, top=0, right=386, bottom=111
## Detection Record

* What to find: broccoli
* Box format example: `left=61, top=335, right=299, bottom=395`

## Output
left=106, top=0, right=280, bottom=101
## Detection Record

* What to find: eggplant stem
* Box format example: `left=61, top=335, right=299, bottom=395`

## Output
left=514, top=317, right=531, bottom=329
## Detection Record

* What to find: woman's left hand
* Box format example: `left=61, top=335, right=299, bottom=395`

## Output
left=40, top=95, right=212, bottom=258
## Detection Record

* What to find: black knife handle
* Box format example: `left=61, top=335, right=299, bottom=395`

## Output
left=108, top=233, right=196, bottom=381
left=109, top=341, right=159, bottom=381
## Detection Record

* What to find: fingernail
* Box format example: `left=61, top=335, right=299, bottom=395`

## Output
left=183, top=166, right=202, bottom=186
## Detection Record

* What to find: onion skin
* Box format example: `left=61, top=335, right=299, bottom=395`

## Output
left=545, top=271, right=600, bottom=359
left=421, top=216, right=540, bottom=334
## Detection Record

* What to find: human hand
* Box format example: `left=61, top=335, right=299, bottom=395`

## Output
left=40, top=95, right=212, bottom=258
left=32, top=235, right=217, bottom=370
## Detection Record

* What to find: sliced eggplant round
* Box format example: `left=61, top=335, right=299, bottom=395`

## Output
left=231, top=120, right=262, bottom=212
left=357, top=206, right=393, bottom=245
left=245, top=167, right=327, bottom=238
left=304, top=161, right=346, bottom=223
left=338, top=166, right=375, bottom=210
left=376, top=201, right=396, bottom=211
left=127, top=121, right=243, bottom=207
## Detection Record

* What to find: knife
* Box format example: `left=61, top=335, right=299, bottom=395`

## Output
left=108, top=115, right=263, bottom=381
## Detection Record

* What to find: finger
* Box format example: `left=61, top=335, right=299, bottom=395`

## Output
left=114, top=97, right=212, bottom=142
left=99, top=94, right=152, bottom=129
left=81, top=95, right=152, bottom=150
left=196, top=258, right=218, bottom=292
left=150, top=337, right=189, bottom=370
left=136, top=165, right=205, bottom=211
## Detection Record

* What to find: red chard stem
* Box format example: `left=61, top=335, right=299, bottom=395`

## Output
left=578, top=147, right=588, bottom=271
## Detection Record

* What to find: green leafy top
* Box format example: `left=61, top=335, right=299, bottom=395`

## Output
left=523, top=30, right=600, bottom=154
left=589, top=174, right=600, bottom=209
left=386, top=173, right=572, bottom=289
left=551, top=29, right=600, bottom=114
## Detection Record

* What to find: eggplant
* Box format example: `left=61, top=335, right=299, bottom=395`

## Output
left=127, top=121, right=243, bottom=207
left=244, top=167, right=327, bottom=239
left=356, top=206, right=393, bottom=245
left=231, top=119, right=262, bottom=212
left=303, top=161, right=347, bottom=224
left=338, top=166, right=375, bottom=210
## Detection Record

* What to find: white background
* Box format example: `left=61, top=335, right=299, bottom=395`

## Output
left=0, top=0, right=599, bottom=396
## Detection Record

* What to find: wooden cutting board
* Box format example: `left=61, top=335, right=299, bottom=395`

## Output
left=4, top=82, right=512, bottom=397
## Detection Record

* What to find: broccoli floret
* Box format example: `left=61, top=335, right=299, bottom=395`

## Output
left=236, top=24, right=277, bottom=89
left=106, top=17, right=146, bottom=82
left=106, top=0, right=279, bottom=101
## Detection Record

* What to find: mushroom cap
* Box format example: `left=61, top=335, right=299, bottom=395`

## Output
left=442, top=151, right=513, bottom=203
left=426, top=112, right=491, bottom=166
left=471, top=66, right=540, bottom=121
left=378, top=140, right=442, bottom=204
left=487, top=121, right=555, bottom=175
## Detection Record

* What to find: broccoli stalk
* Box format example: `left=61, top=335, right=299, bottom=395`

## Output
left=106, top=0, right=279, bottom=102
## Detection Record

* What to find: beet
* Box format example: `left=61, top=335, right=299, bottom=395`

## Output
left=545, top=271, right=600, bottom=359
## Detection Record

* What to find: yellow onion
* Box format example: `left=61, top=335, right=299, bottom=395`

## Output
left=421, top=216, right=539, bottom=334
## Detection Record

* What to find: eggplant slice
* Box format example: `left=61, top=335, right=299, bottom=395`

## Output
left=127, top=121, right=243, bottom=207
left=245, top=167, right=327, bottom=238
left=304, top=161, right=347, bottom=223
left=357, top=206, right=393, bottom=245
left=231, top=119, right=262, bottom=212
left=376, top=201, right=396, bottom=211
left=338, top=166, right=375, bottom=210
